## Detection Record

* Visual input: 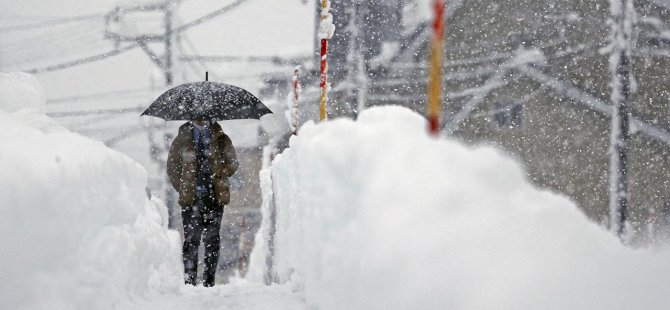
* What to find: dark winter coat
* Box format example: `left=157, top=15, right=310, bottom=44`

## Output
left=167, top=122, right=238, bottom=208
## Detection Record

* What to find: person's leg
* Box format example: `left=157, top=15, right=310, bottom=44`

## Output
left=182, top=200, right=204, bottom=285
left=201, top=195, right=223, bottom=287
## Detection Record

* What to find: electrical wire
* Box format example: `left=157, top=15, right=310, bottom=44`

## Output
left=175, top=0, right=250, bottom=32
left=0, top=12, right=104, bottom=33
left=3, top=32, right=111, bottom=68
left=47, top=87, right=153, bottom=104
left=13, top=0, right=253, bottom=74
left=1, top=23, right=110, bottom=69
left=24, top=43, right=140, bottom=74
left=178, top=29, right=208, bottom=72
left=48, top=106, right=145, bottom=117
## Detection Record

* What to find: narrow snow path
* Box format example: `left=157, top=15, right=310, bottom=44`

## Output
left=138, top=284, right=308, bottom=310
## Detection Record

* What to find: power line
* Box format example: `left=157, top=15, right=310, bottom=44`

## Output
left=175, top=0, right=250, bottom=32
left=47, top=87, right=152, bottom=104
left=17, top=0, right=252, bottom=74
left=0, top=12, right=104, bottom=33
left=48, top=106, right=145, bottom=117
left=177, top=37, right=207, bottom=80
left=1, top=21, right=112, bottom=71
left=179, top=54, right=310, bottom=65
left=3, top=30, right=111, bottom=68
left=69, top=113, right=130, bottom=131
left=24, top=43, right=140, bottom=74
left=1, top=27, right=107, bottom=59
left=104, top=123, right=167, bottom=146
left=177, top=29, right=208, bottom=73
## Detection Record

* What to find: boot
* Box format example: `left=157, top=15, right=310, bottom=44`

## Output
left=184, top=269, right=197, bottom=286
left=203, top=272, right=216, bottom=287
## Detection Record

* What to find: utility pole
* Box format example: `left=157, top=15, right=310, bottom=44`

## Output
left=427, top=0, right=445, bottom=135
left=290, top=66, right=301, bottom=135
left=104, top=0, right=176, bottom=87
left=608, top=0, right=635, bottom=238
left=345, top=2, right=367, bottom=120
left=161, top=0, right=176, bottom=229
left=318, top=0, right=335, bottom=121
left=105, top=0, right=178, bottom=228
left=165, top=2, right=174, bottom=87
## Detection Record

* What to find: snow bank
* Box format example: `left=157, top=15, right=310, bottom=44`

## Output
left=249, top=106, right=670, bottom=309
left=0, top=73, right=183, bottom=309
left=0, top=72, right=45, bottom=113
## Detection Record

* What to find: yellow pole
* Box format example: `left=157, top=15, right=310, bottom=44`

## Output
left=427, top=0, right=445, bottom=135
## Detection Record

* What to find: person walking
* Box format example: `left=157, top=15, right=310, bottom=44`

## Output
left=167, top=119, right=238, bottom=287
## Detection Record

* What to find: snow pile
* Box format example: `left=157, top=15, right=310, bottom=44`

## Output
left=0, top=72, right=45, bottom=113
left=0, top=73, right=183, bottom=309
left=249, top=106, right=670, bottom=309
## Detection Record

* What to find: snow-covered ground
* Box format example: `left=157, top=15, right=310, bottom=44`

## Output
left=249, top=106, right=670, bottom=310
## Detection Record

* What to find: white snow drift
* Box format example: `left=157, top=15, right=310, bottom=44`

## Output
left=0, top=72, right=183, bottom=309
left=249, top=106, right=670, bottom=310
left=0, top=72, right=45, bottom=113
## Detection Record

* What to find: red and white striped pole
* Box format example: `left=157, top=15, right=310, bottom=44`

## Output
left=291, top=66, right=301, bottom=135
left=318, top=0, right=334, bottom=121
left=427, top=0, right=445, bottom=135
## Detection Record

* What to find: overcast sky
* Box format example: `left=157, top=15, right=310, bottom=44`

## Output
left=0, top=0, right=315, bottom=99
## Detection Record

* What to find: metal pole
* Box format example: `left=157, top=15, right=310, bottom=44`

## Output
left=609, top=0, right=632, bottom=238
left=319, top=40, right=328, bottom=121
left=610, top=49, right=631, bottom=237
left=163, top=0, right=176, bottom=228
left=292, top=66, right=301, bottom=135
left=165, top=2, right=174, bottom=87
left=318, top=0, right=333, bottom=122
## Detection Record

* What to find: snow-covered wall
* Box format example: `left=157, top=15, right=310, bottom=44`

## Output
left=249, top=106, right=670, bottom=309
left=0, top=72, right=183, bottom=309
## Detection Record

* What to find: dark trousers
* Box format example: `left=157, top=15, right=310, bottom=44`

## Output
left=181, top=192, right=223, bottom=287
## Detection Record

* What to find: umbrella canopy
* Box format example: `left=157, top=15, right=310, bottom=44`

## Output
left=141, top=81, right=272, bottom=121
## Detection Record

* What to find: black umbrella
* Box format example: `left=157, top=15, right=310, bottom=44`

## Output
left=142, top=73, right=272, bottom=121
